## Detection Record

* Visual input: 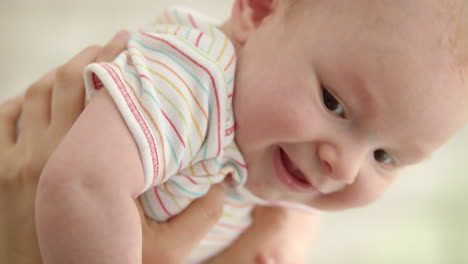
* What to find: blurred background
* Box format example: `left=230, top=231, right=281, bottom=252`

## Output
left=1, top=0, right=467, bottom=263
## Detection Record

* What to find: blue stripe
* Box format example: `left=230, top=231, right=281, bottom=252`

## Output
left=173, top=9, right=184, bottom=25
left=142, top=89, right=161, bottom=107
left=224, top=161, right=244, bottom=186
left=185, top=28, right=192, bottom=40
left=168, top=179, right=205, bottom=197
left=202, top=142, right=209, bottom=160
left=227, top=192, right=244, bottom=202
left=131, top=39, right=209, bottom=95
left=125, top=70, right=144, bottom=90
left=125, top=65, right=181, bottom=164
left=142, top=193, right=161, bottom=221
left=213, top=157, right=222, bottom=168
left=166, top=135, right=180, bottom=166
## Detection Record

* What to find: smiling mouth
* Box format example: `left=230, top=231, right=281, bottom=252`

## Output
left=281, top=149, right=310, bottom=184
left=274, top=147, right=314, bottom=192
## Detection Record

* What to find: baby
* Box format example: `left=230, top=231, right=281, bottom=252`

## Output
left=36, top=0, right=468, bottom=263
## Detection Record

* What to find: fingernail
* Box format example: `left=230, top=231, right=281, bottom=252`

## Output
left=113, top=30, right=130, bottom=41
left=256, top=253, right=276, bottom=264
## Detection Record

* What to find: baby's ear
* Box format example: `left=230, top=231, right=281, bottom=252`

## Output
left=229, top=0, right=277, bottom=44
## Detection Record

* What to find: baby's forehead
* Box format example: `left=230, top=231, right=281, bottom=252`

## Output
left=291, top=0, right=468, bottom=68
left=294, top=0, right=468, bottom=80
left=434, top=0, right=468, bottom=78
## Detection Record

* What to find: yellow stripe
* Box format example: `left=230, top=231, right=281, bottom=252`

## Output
left=224, top=53, right=236, bottom=71
left=147, top=68, right=204, bottom=141
left=207, top=25, right=216, bottom=54
left=174, top=35, right=229, bottom=95
left=189, top=163, right=196, bottom=177
left=206, top=176, right=213, bottom=184
left=164, top=182, right=183, bottom=210
left=222, top=212, right=239, bottom=221
left=226, top=145, right=238, bottom=151
left=128, top=50, right=209, bottom=120
left=133, top=62, right=190, bottom=127
left=112, top=63, right=168, bottom=182
left=216, top=35, right=228, bottom=62
left=201, top=161, right=211, bottom=175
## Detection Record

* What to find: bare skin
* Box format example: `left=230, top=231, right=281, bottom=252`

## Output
left=0, top=32, right=230, bottom=264
left=0, top=30, right=317, bottom=264
left=224, top=0, right=468, bottom=211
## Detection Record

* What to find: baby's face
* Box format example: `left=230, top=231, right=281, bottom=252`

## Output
left=232, top=0, right=467, bottom=211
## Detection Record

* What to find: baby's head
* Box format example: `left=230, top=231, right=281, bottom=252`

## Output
left=221, top=0, right=468, bottom=210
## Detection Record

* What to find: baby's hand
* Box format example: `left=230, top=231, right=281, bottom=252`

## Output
left=207, top=205, right=320, bottom=264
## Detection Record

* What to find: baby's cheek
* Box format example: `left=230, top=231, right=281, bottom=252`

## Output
left=348, top=176, right=391, bottom=207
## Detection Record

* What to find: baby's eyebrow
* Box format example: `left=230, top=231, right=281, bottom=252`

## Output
left=395, top=142, right=430, bottom=165
left=346, top=72, right=379, bottom=115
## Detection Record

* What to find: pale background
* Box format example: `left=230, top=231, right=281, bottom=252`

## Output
left=1, top=0, right=467, bottom=263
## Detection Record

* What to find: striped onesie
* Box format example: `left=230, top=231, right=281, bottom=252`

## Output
left=83, top=6, right=256, bottom=263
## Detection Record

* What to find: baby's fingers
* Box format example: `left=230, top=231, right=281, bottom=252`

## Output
left=0, top=96, right=23, bottom=147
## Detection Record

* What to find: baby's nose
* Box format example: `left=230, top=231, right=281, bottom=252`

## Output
left=317, top=142, right=363, bottom=185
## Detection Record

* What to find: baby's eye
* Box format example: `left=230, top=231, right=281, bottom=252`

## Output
left=373, top=149, right=394, bottom=165
left=321, top=87, right=345, bottom=118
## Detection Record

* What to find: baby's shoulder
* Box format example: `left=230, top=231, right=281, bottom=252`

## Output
left=146, top=6, right=237, bottom=83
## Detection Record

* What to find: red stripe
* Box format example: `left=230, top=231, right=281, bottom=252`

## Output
left=160, top=110, right=186, bottom=148
left=138, top=74, right=186, bottom=148
left=225, top=123, right=235, bottom=136
left=139, top=74, right=151, bottom=82
left=100, top=63, right=160, bottom=187
left=174, top=26, right=181, bottom=35
left=188, top=13, right=198, bottom=28
left=154, top=187, right=173, bottom=217
left=227, top=157, right=247, bottom=168
left=183, top=175, right=198, bottom=185
left=195, top=32, right=203, bottom=47
left=141, top=32, right=223, bottom=157
left=164, top=12, right=175, bottom=24
left=177, top=160, right=183, bottom=173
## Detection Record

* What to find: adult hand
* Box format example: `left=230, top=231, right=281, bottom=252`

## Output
left=138, top=184, right=227, bottom=264
left=0, top=31, right=228, bottom=264
left=207, top=206, right=320, bottom=264
left=0, top=30, right=131, bottom=264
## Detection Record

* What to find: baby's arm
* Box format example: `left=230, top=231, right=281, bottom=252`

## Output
left=36, top=89, right=145, bottom=264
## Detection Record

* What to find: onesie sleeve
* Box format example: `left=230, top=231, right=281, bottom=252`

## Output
left=83, top=30, right=229, bottom=194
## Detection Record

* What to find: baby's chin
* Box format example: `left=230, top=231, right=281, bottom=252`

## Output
left=241, top=180, right=281, bottom=202
left=243, top=180, right=319, bottom=205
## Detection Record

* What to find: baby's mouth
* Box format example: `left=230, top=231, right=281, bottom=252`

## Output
left=274, top=147, right=315, bottom=192
left=280, top=149, right=310, bottom=185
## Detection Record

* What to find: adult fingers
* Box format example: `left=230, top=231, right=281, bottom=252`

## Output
left=95, top=30, right=130, bottom=62
left=19, top=70, right=55, bottom=137
left=167, top=184, right=227, bottom=249
left=0, top=96, right=23, bottom=147
left=51, top=45, right=103, bottom=131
